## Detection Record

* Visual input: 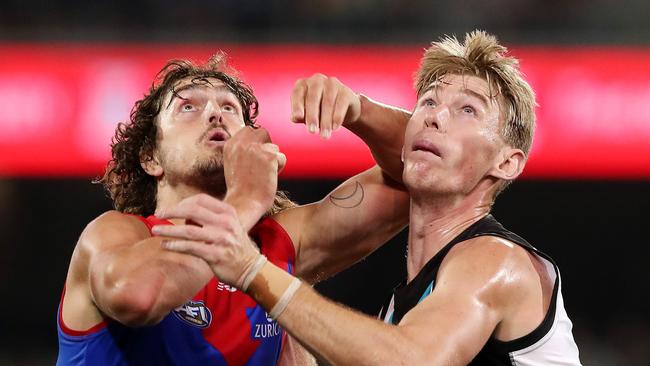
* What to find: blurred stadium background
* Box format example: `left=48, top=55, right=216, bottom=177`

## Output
left=1, top=1, right=649, bottom=365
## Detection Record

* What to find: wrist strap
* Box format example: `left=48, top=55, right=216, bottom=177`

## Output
left=269, top=277, right=302, bottom=320
left=241, top=255, right=268, bottom=291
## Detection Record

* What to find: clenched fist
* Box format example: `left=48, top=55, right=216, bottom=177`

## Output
left=223, top=126, right=286, bottom=220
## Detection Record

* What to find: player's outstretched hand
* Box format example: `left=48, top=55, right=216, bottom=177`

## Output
left=153, top=195, right=260, bottom=289
left=291, top=73, right=361, bottom=139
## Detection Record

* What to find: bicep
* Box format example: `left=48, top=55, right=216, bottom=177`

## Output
left=395, top=242, right=519, bottom=364
left=84, top=213, right=156, bottom=315
left=397, top=286, right=500, bottom=365
left=275, top=166, right=409, bottom=283
left=85, top=212, right=211, bottom=324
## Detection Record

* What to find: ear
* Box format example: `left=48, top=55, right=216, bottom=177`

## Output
left=489, top=147, right=526, bottom=181
left=140, top=151, right=163, bottom=178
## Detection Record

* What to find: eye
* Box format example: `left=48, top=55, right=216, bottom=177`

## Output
left=181, top=103, right=197, bottom=112
left=423, top=98, right=437, bottom=108
left=462, top=105, right=476, bottom=115
left=221, top=104, right=236, bottom=113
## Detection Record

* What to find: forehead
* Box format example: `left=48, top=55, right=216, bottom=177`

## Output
left=167, top=77, right=237, bottom=101
left=424, top=74, right=492, bottom=98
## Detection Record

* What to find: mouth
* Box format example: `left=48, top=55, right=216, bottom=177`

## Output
left=411, top=139, right=442, bottom=157
left=206, top=128, right=230, bottom=145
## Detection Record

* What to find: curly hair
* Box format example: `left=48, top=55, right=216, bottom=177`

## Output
left=95, top=53, right=296, bottom=216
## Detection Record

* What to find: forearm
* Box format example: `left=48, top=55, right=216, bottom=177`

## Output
left=247, top=262, right=420, bottom=365
left=346, top=95, right=410, bottom=183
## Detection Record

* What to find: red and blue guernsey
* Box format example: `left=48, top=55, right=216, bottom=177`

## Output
left=57, top=215, right=295, bottom=366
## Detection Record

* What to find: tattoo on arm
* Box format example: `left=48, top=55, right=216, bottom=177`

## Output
left=328, top=182, right=365, bottom=208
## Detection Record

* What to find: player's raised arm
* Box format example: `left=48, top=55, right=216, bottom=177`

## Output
left=274, top=74, right=411, bottom=283
left=291, top=73, right=410, bottom=182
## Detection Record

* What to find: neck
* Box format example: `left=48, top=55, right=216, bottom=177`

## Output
left=155, top=179, right=225, bottom=225
left=406, top=187, right=493, bottom=282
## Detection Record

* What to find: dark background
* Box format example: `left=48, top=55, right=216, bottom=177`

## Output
left=0, top=179, right=648, bottom=365
left=1, top=1, right=649, bottom=365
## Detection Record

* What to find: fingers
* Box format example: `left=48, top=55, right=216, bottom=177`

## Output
left=276, top=152, right=287, bottom=173
left=332, top=92, right=349, bottom=131
left=290, top=79, right=306, bottom=124
left=230, top=126, right=272, bottom=145
left=319, top=79, right=337, bottom=139
left=303, top=76, right=324, bottom=134
left=152, top=223, right=227, bottom=243
left=289, top=74, right=360, bottom=140
left=156, top=204, right=221, bottom=226
left=252, top=127, right=272, bottom=144
left=162, top=240, right=219, bottom=262
left=261, top=143, right=287, bottom=173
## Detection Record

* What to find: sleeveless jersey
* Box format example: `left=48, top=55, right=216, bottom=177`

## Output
left=57, top=215, right=295, bottom=366
left=379, top=214, right=581, bottom=365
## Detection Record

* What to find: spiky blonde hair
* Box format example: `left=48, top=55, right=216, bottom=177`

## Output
left=415, top=30, right=536, bottom=157
left=415, top=30, right=536, bottom=196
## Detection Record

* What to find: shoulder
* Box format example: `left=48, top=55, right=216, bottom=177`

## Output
left=64, top=211, right=150, bottom=294
left=77, top=211, right=151, bottom=256
left=437, top=235, right=541, bottom=307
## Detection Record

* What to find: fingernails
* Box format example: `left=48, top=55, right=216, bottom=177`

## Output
left=161, top=240, right=172, bottom=249
left=151, top=225, right=160, bottom=235
left=320, top=128, right=331, bottom=139
left=308, top=124, right=317, bottom=134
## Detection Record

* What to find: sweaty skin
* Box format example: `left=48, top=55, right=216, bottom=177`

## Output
left=159, top=75, right=555, bottom=366
left=61, top=74, right=410, bottom=365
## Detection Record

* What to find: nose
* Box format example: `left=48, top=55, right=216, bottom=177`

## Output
left=423, top=105, right=449, bottom=132
left=205, top=101, right=222, bottom=125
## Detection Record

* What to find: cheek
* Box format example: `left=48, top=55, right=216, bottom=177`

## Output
left=451, top=134, right=495, bottom=173
left=403, top=120, right=420, bottom=146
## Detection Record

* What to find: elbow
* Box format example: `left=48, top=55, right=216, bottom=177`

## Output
left=93, top=268, right=167, bottom=327
left=107, top=286, right=167, bottom=327
left=91, top=261, right=168, bottom=327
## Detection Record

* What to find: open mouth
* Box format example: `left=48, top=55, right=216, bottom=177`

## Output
left=412, top=140, right=441, bottom=157
left=206, top=129, right=229, bottom=143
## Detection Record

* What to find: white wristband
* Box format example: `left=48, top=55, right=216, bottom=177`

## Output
left=240, top=255, right=268, bottom=292
left=269, top=277, right=302, bottom=320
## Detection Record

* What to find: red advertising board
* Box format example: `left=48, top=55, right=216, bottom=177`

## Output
left=0, top=44, right=649, bottom=178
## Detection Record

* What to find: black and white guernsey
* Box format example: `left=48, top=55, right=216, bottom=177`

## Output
left=379, top=215, right=581, bottom=365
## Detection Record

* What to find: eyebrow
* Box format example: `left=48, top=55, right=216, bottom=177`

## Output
left=461, top=88, right=490, bottom=108
left=423, top=83, right=491, bottom=108
left=165, top=83, right=237, bottom=110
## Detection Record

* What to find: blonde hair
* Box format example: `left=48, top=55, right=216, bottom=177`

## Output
left=415, top=30, right=536, bottom=194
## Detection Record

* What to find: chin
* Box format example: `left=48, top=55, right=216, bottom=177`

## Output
left=195, top=155, right=224, bottom=174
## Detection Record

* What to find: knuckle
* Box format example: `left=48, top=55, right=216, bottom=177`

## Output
left=294, top=78, right=305, bottom=88
left=186, top=225, right=201, bottom=237
left=225, top=204, right=237, bottom=216
left=324, top=89, right=337, bottom=102
left=196, top=193, right=210, bottom=204
left=325, top=76, right=338, bottom=87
